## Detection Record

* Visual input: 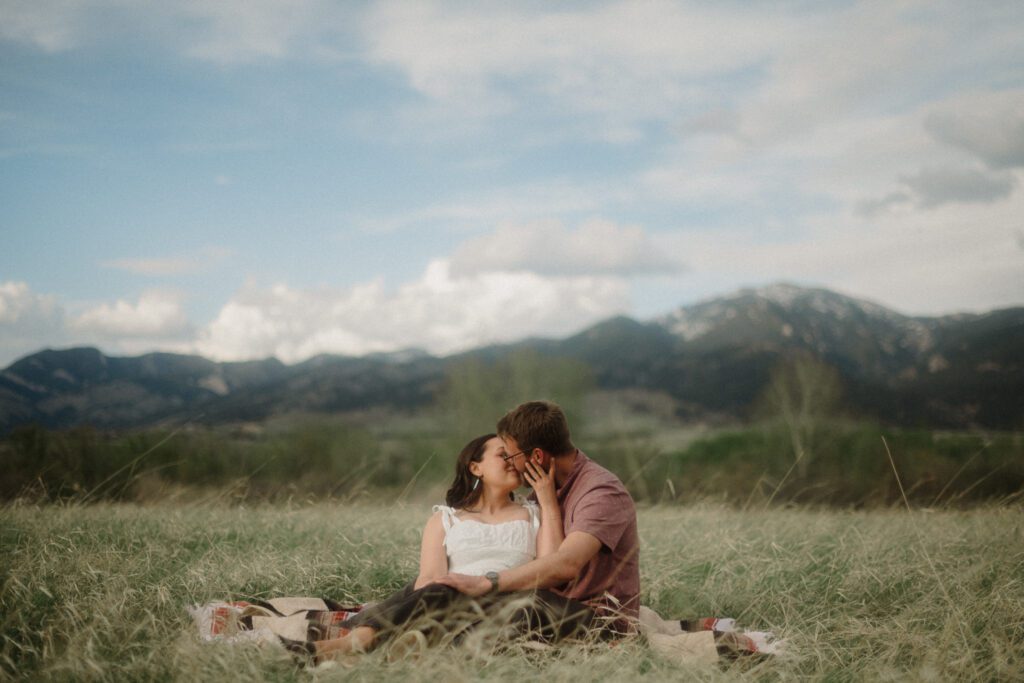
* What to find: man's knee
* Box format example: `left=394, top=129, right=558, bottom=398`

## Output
left=522, top=593, right=598, bottom=640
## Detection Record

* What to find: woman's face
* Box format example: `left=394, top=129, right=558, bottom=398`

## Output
left=470, top=436, right=523, bottom=489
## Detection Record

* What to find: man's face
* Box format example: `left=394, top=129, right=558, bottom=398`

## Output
left=501, top=435, right=547, bottom=474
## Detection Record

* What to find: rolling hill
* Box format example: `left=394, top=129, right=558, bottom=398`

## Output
left=2, top=283, right=1021, bottom=432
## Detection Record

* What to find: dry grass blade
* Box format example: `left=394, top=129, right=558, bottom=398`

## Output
left=882, top=436, right=976, bottom=675
left=77, top=417, right=201, bottom=504
left=3, top=498, right=1022, bottom=680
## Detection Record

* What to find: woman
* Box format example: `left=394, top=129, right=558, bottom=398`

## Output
left=310, top=433, right=562, bottom=662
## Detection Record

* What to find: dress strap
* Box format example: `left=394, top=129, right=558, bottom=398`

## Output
left=523, top=500, right=541, bottom=531
left=432, top=504, right=456, bottom=532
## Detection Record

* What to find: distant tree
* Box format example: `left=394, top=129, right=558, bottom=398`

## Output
left=438, top=350, right=593, bottom=445
left=759, top=352, right=843, bottom=477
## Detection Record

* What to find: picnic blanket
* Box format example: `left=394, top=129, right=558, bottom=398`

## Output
left=188, top=597, right=365, bottom=645
left=637, top=606, right=785, bottom=663
left=188, top=596, right=784, bottom=665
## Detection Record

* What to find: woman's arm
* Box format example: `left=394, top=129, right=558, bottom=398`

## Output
left=413, top=511, right=448, bottom=589
left=524, top=459, right=563, bottom=557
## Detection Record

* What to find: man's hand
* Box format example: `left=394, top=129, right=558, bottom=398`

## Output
left=524, top=458, right=557, bottom=510
left=431, top=572, right=491, bottom=597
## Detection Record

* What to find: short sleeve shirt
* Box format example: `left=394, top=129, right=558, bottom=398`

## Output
left=536, top=450, right=640, bottom=627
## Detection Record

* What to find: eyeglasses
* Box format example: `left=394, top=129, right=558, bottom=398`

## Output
left=502, top=450, right=528, bottom=463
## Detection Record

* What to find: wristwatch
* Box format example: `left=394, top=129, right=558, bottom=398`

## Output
left=485, top=571, right=500, bottom=593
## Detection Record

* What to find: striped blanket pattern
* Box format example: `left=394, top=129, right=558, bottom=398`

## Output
left=188, top=597, right=365, bottom=645
left=189, top=596, right=784, bottom=664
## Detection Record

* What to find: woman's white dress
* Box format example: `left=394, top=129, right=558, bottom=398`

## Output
left=431, top=498, right=541, bottom=576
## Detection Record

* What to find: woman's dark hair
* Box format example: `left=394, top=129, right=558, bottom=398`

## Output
left=445, top=433, right=496, bottom=509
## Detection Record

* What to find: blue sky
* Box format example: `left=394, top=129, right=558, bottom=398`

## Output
left=1, top=0, right=1023, bottom=366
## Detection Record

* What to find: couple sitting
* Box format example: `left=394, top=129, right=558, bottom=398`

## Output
left=310, top=400, right=640, bottom=662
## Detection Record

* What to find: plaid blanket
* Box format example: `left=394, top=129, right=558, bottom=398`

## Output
left=189, top=597, right=784, bottom=664
left=637, top=606, right=785, bottom=662
left=188, top=597, right=366, bottom=645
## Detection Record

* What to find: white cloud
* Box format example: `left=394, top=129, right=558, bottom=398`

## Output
left=450, top=219, right=685, bottom=277
left=854, top=191, right=913, bottom=218
left=631, top=3, right=1024, bottom=218
left=70, top=291, right=191, bottom=339
left=2, top=0, right=1021, bottom=368
left=360, top=0, right=1024, bottom=152
left=195, top=260, right=629, bottom=362
left=640, top=160, right=769, bottom=205
left=351, top=179, right=610, bottom=235
left=0, top=281, right=61, bottom=325
left=0, top=283, right=205, bottom=365
left=0, top=282, right=65, bottom=365
left=0, top=0, right=356, bottom=63
left=8, top=1, right=1017, bottom=149
left=361, top=0, right=793, bottom=134
left=794, top=90, right=1024, bottom=217
left=924, top=90, right=1024, bottom=170
left=727, top=2, right=1023, bottom=146
left=662, top=190, right=1024, bottom=316
left=102, top=246, right=232, bottom=276
left=0, top=0, right=89, bottom=52
left=0, top=281, right=67, bottom=364
left=175, top=0, right=350, bottom=64
left=900, top=166, right=1017, bottom=208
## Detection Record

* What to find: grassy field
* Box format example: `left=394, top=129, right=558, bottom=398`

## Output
left=5, top=417, right=1022, bottom=507
left=2, top=501, right=1023, bottom=681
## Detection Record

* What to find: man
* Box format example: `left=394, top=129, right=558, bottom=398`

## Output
left=434, top=400, right=640, bottom=636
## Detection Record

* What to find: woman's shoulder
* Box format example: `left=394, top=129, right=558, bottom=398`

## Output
left=513, top=494, right=541, bottom=530
left=438, top=498, right=534, bottom=524
left=513, top=493, right=538, bottom=509
left=430, top=505, right=457, bottom=531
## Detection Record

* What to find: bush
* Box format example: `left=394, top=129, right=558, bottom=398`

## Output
left=2, top=417, right=1020, bottom=507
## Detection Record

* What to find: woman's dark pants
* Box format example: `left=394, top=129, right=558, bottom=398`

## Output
left=337, top=582, right=602, bottom=648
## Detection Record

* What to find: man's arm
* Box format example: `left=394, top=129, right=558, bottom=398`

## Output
left=432, top=531, right=601, bottom=596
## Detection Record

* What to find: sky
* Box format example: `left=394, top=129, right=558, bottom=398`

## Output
left=1, top=0, right=1022, bottom=367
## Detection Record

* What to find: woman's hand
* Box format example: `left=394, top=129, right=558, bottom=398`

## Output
left=431, top=573, right=491, bottom=597
left=524, top=458, right=557, bottom=509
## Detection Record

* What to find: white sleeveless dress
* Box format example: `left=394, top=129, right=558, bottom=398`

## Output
left=431, top=498, right=541, bottom=576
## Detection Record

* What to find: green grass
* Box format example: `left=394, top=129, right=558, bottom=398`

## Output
left=5, top=419, right=1022, bottom=507
left=3, top=502, right=1023, bottom=680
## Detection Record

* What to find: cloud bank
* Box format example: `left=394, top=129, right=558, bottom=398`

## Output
left=0, top=284, right=194, bottom=364
left=450, top=219, right=685, bottom=277
left=1, top=249, right=631, bottom=365
left=194, top=259, right=628, bottom=363
left=102, top=247, right=232, bottom=277
left=1, top=1, right=1021, bottom=366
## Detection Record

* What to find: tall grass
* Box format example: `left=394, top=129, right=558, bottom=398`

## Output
left=0, top=418, right=449, bottom=503
left=4, top=417, right=1022, bottom=506
left=597, top=420, right=1024, bottom=507
left=2, top=501, right=1022, bottom=680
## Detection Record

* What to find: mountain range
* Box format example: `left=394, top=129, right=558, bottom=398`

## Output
left=2, top=283, right=1022, bottom=433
